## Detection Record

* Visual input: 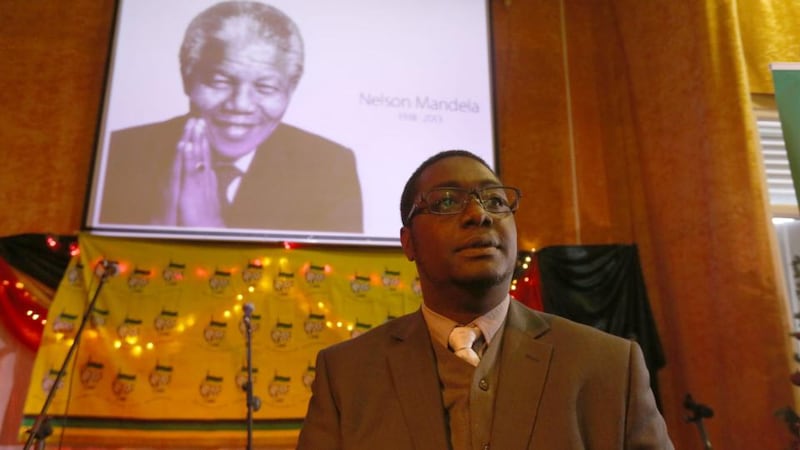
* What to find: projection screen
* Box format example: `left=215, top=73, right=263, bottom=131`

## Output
left=84, top=0, right=496, bottom=246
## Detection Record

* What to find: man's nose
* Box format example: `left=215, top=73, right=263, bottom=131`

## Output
left=228, top=84, right=256, bottom=112
left=460, top=196, right=492, bottom=226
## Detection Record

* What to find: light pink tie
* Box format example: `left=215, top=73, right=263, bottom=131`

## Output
left=448, top=326, right=482, bottom=366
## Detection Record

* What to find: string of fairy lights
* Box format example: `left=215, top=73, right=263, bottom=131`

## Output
left=1, top=279, right=47, bottom=325
left=0, top=234, right=79, bottom=332
left=1, top=237, right=540, bottom=339
left=511, top=249, right=536, bottom=293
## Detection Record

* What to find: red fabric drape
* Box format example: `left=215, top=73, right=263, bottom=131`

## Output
left=0, top=257, right=47, bottom=350
left=512, top=256, right=543, bottom=311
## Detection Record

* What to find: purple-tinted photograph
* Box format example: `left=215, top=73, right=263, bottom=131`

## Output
left=86, top=0, right=495, bottom=245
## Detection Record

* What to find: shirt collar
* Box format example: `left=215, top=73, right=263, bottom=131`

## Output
left=233, top=149, right=256, bottom=173
left=421, top=295, right=510, bottom=350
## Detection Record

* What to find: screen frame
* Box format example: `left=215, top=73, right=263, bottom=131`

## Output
left=82, top=0, right=500, bottom=247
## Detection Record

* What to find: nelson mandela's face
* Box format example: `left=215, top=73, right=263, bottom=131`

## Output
left=187, top=38, right=295, bottom=159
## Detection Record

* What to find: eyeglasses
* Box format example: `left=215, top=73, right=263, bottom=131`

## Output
left=406, top=186, right=521, bottom=224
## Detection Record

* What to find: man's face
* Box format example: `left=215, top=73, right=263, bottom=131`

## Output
left=186, top=40, right=295, bottom=159
left=400, top=156, right=518, bottom=289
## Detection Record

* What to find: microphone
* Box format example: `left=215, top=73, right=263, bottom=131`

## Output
left=99, top=259, right=118, bottom=277
left=243, top=303, right=255, bottom=323
left=684, top=394, right=713, bottom=419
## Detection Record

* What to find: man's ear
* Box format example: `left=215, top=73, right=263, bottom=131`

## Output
left=400, top=226, right=415, bottom=262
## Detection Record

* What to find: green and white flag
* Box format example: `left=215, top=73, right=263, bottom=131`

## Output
left=772, top=63, right=800, bottom=206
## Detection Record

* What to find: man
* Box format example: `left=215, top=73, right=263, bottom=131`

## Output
left=99, top=1, right=362, bottom=232
left=297, top=150, right=673, bottom=449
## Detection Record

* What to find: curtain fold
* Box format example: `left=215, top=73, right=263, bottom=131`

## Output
left=0, top=234, right=76, bottom=350
left=0, top=234, right=76, bottom=291
left=536, top=245, right=665, bottom=366
left=736, top=0, right=800, bottom=94
left=493, top=1, right=798, bottom=448
left=536, top=244, right=665, bottom=408
left=0, top=258, right=48, bottom=351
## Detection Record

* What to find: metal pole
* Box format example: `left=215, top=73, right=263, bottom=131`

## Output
left=24, top=260, right=117, bottom=450
left=242, top=303, right=259, bottom=450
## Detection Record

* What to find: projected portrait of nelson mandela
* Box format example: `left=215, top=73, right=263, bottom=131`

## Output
left=99, top=1, right=363, bottom=232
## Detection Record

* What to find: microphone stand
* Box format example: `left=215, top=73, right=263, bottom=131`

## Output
left=242, top=303, right=260, bottom=450
left=684, top=393, right=714, bottom=450
left=23, top=260, right=117, bottom=450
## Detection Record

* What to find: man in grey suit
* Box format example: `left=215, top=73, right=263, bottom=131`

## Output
left=297, top=150, right=673, bottom=449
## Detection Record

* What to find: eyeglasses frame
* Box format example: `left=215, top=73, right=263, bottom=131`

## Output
left=405, top=185, right=522, bottom=224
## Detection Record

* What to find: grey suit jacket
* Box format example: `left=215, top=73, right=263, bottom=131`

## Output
left=297, top=299, right=673, bottom=449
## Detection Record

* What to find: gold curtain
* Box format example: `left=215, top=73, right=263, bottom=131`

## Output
left=737, top=0, right=800, bottom=94
left=493, top=0, right=797, bottom=448
left=2, top=0, right=800, bottom=448
left=0, top=2, right=111, bottom=236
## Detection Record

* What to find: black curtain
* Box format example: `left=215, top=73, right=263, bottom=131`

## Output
left=536, top=244, right=666, bottom=409
left=0, top=233, right=76, bottom=289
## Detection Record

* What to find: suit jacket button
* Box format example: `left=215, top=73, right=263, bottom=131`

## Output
left=479, top=378, right=489, bottom=391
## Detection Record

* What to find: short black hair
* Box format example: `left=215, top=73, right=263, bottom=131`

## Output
left=399, top=150, right=494, bottom=227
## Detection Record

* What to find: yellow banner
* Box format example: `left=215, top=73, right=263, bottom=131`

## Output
left=21, top=233, right=419, bottom=447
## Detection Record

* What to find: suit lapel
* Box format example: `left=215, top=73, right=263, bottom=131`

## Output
left=491, top=301, right=553, bottom=449
left=386, top=311, right=450, bottom=450
left=227, top=130, right=278, bottom=221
